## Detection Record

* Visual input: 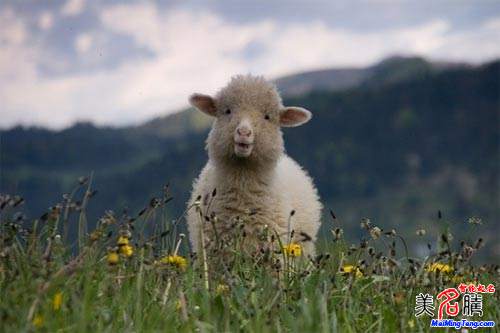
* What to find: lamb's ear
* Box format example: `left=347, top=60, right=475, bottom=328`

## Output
left=189, top=93, right=217, bottom=117
left=279, top=107, right=312, bottom=127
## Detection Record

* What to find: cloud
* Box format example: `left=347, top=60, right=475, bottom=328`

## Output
left=432, top=17, right=500, bottom=63
left=74, top=33, right=92, bottom=54
left=100, top=3, right=166, bottom=53
left=61, top=0, right=85, bottom=17
left=0, top=3, right=499, bottom=129
left=0, top=7, right=32, bottom=81
left=0, top=7, right=27, bottom=45
left=38, top=11, right=54, bottom=31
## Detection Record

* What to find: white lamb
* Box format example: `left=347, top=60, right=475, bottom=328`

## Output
left=186, top=75, right=322, bottom=257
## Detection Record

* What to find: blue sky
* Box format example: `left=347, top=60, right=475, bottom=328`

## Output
left=1, top=0, right=499, bottom=129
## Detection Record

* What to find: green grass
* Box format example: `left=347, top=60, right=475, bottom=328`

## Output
left=0, top=180, right=498, bottom=332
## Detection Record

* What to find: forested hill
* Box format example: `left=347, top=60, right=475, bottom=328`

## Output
left=130, top=56, right=467, bottom=139
left=1, top=57, right=499, bottom=260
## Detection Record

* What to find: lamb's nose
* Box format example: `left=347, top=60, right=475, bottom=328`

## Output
left=237, top=127, right=252, bottom=137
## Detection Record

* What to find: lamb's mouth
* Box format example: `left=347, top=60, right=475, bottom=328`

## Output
left=234, top=142, right=254, bottom=157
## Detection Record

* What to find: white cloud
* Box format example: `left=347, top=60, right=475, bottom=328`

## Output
left=74, top=33, right=92, bottom=53
left=38, top=11, right=54, bottom=31
left=1, top=4, right=499, bottom=129
left=100, top=3, right=165, bottom=53
left=430, top=17, right=500, bottom=63
left=0, top=8, right=27, bottom=45
left=61, top=0, right=85, bottom=17
left=0, top=8, right=34, bottom=81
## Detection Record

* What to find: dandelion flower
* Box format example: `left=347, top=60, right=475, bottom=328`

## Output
left=427, top=263, right=453, bottom=274
left=120, top=244, right=134, bottom=257
left=53, top=291, right=63, bottom=311
left=90, top=230, right=102, bottom=241
left=175, top=299, right=182, bottom=311
left=216, top=283, right=230, bottom=295
left=160, top=255, right=188, bottom=270
left=107, top=252, right=119, bottom=265
left=117, top=236, right=129, bottom=246
left=283, top=243, right=302, bottom=257
left=408, top=319, right=415, bottom=329
left=341, top=265, right=363, bottom=278
left=32, top=314, right=43, bottom=328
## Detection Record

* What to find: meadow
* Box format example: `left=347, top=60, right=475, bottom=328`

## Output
left=1, top=177, right=498, bottom=332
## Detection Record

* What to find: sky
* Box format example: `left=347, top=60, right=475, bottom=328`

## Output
left=1, top=0, right=500, bottom=130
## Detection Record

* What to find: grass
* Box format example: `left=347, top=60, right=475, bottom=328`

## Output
left=0, top=178, right=498, bottom=332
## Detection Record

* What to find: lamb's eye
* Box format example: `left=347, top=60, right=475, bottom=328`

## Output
left=264, top=114, right=270, bottom=120
left=225, top=109, right=231, bottom=115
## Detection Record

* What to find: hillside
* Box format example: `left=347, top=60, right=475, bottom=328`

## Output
left=1, top=56, right=499, bottom=260
left=130, top=56, right=457, bottom=139
left=275, top=55, right=450, bottom=96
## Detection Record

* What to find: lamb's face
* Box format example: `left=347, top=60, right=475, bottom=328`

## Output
left=189, top=75, right=312, bottom=167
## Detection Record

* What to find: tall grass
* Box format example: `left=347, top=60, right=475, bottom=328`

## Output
left=0, top=178, right=498, bottom=332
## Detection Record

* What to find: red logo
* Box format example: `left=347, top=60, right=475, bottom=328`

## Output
left=437, top=288, right=460, bottom=319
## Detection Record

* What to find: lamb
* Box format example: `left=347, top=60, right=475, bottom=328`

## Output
left=186, top=74, right=322, bottom=257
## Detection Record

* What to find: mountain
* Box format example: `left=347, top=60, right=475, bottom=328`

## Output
left=276, top=55, right=466, bottom=96
left=1, top=56, right=499, bottom=260
left=130, top=106, right=212, bottom=139
left=130, top=56, right=462, bottom=139
left=274, top=67, right=366, bottom=97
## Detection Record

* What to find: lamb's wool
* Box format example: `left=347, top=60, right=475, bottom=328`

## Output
left=186, top=75, right=322, bottom=256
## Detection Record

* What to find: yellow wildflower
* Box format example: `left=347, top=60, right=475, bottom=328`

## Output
left=216, top=283, right=230, bottom=295
left=341, top=265, right=363, bottom=278
left=427, top=263, right=453, bottom=274
left=408, top=319, right=415, bottom=329
left=120, top=244, right=134, bottom=257
left=282, top=243, right=302, bottom=257
left=117, top=236, right=129, bottom=246
left=32, top=314, right=43, bottom=328
left=160, top=255, right=188, bottom=270
left=90, top=230, right=102, bottom=241
left=107, top=252, right=119, bottom=265
left=53, top=291, right=63, bottom=311
left=175, top=299, right=182, bottom=311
